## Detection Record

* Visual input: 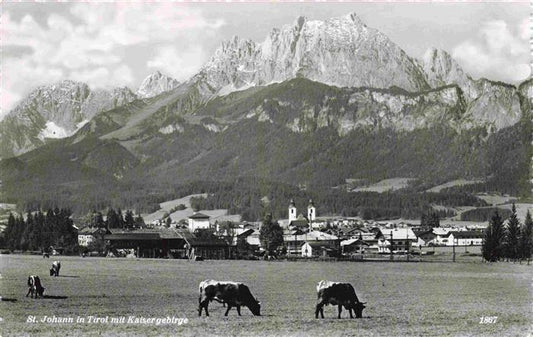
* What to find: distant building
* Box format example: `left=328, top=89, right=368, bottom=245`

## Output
left=286, top=198, right=317, bottom=229
left=105, top=227, right=229, bottom=259
left=379, top=228, right=417, bottom=253
left=188, top=212, right=210, bottom=232
left=301, top=241, right=336, bottom=258
left=447, top=231, right=483, bottom=246
left=77, top=227, right=108, bottom=247
left=284, top=230, right=339, bottom=255
left=340, top=238, right=370, bottom=255
left=414, top=230, right=436, bottom=247
left=432, top=228, right=452, bottom=246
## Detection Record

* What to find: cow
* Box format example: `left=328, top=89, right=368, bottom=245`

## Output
left=42, top=253, right=49, bottom=258
left=199, top=280, right=226, bottom=307
left=26, top=275, right=45, bottom=298
left=198, top=280, right=261, bottom=317
left=49, top=261, right=61, bottom=277
left=315, top=280, right=366, bottom=319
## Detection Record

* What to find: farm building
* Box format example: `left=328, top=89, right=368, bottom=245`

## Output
left=105, top=228, right=188, bottom=258
left=105, top=228, right=229, bottom=259
left=188, top=212, right=211, bottom=231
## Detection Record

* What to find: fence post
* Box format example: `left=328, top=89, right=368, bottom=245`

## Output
left=452, top=237, right=456, bottom=262
left=390, top=231, right=393, bottom=261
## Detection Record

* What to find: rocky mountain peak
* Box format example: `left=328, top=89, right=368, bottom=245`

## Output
left=0, top=81, right=138, bottom=158
left=136, top=71, right=180, bottom=99
left=194, top=13, right=429, bottom=98
left=421, top=47, right=478, bottom=100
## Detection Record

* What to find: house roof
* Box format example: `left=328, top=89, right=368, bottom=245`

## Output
left=236, top=228, right=255, bottom=237
left=105, top=233, right=161, bottom=240
left=448, top=231, right=484, bottom=239
left=432, top=228, right=451, bottom=236
left=284, top=230, right=338, bottom=242
left=302, top=241, right=333, bottom=248
left=189, top=212, right=210, bottom=219
left=78, top=227, right=108, bottom=235
left=383, top=228, right=417, bottom=240
left=341, top=239, right=370, bottom=246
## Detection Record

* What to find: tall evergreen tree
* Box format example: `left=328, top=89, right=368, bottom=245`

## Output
left=4, top=213, right=17, bottom=250
left=124, top=210, right=135, bottom=229
left=482, top=211, right=505, bottom=262
left=134, top=214, right=145, bottom=228
left=504, top=204, right=520, bottom=261
left=117, top=208, right=125, bottom=228
left=519, top=210, right=533, bottom=262
left=259, top=213, right=284, bottom=256
left=107, top=208, right=122, bottom=228
left=20, top=211, right=33, bottom=251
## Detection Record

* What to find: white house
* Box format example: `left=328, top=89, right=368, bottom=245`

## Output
left=188, top=212, right=211, bottom=232
left=432, top=228, right=452, bottom=246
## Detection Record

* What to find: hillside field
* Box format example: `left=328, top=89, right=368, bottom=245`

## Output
left=0, top=255, right=531, bottom=336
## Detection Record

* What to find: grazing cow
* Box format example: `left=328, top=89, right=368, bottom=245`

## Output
left=42, top=253, right=49, bottom=258
left=26, top=275, right=45, bottom=298
left=198, top=280, right=261, bottom=316
left=315, top=280, right=366, bottom=319
left=50, top=261, right=61, bottom=277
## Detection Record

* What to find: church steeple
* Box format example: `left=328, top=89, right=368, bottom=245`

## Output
left=288, top=199, right=297, bottom=222
left=307, top=199, right=316, bottom=221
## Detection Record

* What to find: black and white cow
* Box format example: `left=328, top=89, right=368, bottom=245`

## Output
left=198, top=280, right=261, bottom=316
left=26, top=275, right=45, bottom=298
left=315, top=280, right=366, bottom=319
left=50, top=261, right=61, bottom=277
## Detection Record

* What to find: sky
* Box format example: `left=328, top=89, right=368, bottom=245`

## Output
left=1, top=2, right=530, bottom=119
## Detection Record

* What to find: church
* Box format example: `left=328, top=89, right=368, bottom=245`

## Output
left=286, top=199, right=316, bottom=230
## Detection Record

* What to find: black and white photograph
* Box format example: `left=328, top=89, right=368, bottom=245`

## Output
left=0, top=1, right=531, bottom=336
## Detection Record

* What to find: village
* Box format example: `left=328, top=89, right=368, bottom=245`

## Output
left=77, top=199, right=487, bottom=261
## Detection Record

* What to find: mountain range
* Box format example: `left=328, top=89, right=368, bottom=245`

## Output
left=0, top=12, right=531, bottom=215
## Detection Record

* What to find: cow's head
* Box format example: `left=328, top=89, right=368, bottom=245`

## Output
left=353, top=302, right=366, bottom=318
left=248, top=299, right=261, bottom=316
left=49, top=268, right=54, bottom=276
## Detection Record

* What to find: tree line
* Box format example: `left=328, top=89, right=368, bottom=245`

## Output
left=80, top=208, right=146, bottom=230
left=482, top=205, right=533, bottom=263
left=1, top=207, right=146, bottom=253
left=2, top=208, right=77, bottom=252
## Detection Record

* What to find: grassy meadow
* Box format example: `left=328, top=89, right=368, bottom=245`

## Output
left=0, top=255, right=531, bottom=336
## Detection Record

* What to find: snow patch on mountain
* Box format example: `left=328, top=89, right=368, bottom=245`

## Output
left=38, top=121, right=69, bottom=140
